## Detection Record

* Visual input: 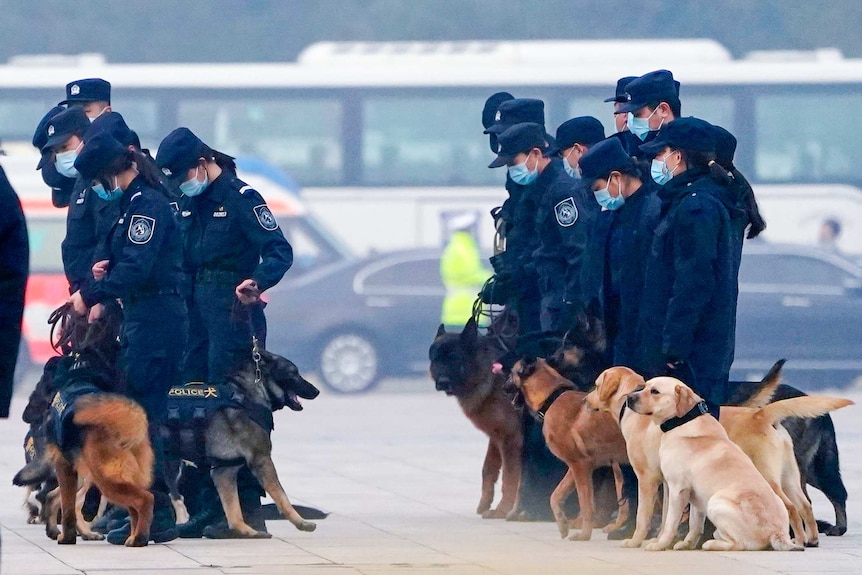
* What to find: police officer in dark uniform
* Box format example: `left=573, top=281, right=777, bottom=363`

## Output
left=33, top=106, right=76, bottom=208
left=637, top=118, right=746, bottom=417
left=0, top=161, right=29, bottom=418
left=70, top=133, right=187, bottom=544
left=533, top=116, right=602, bottom=333
left=59, top=78, right=112, bottom=121
left=615, top=70, right=681, bottom=161
left=604, top=76, right=641, bottom=158
left=156, top=127, right=293, bottom=538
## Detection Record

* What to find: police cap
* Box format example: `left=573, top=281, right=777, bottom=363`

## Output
left=712, top=125, right=737, bottom=168
left=555, top=116, right=605, bottom=150
left=616, top=70, right=678, bottom=114
left=41, top=107, right=90, bottom=152
left=59, top=78, right=111, bottom=105
left=488, top=123, right=549, bottom=168
left=156, top=127, right=207, bottom=181
left=74, top=132, right=125, bottom=181
left=579, top=137, right=634, bottom=182
left=483, top=99, right=545, bottom=134
left=603, top=76, right=637, bottom=103
left=482, top=92, right=515, bottom=130
left=86, top=112, right=135, bottom=148
left=33, top=106, right=66, bottom=169
left=639, top=117, right=716, bottom=157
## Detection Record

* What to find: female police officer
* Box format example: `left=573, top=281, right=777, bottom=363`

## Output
left=155, top=128, right=293, bottom=538
left=70, top=132, right=187, bottom=544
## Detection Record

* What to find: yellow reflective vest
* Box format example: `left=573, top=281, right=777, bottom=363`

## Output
left=440, top=231, right=492, bottom=328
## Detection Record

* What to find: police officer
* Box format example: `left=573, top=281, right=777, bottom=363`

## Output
left=33, top=106, right=76, bottom=208
left=70, top=133, right=187, bottom=544
left=59, top=78, right=112, bottom=121
left=637, top=118, right=746, bottom=417
left=0, top=161, right=29, bottom=418
left=532, top=117, right=602, bottom=334
left=605, top=76, right=637, bottom=135
left=156, top=127, right=293, bottom=538
left=615, top=70, right=681, bottom=159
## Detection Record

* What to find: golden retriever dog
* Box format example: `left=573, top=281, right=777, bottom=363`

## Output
left=587, top=366, right=853, bottom=548
left=510, top=358, right=628, bottom=540
left=627, top=377, right=804, bottom=551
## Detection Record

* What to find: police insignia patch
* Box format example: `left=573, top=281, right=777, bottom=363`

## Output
left=70, top=84, right=80, bottom=95
left=554, top=197, right=578, bottom=227
left=161, top=167, right=172, bottom=177
left=494, top=110, right=501, bottom=121
left=47, top=125, right=55, bottom=136
left=128, top=215, right=155, bottom=244
left=253, top=204, right=278, bottom=231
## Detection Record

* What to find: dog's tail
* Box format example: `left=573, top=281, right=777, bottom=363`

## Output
left=72, top=394, right=150, bottom=445
left=738, top=359, right=786, bottom=409
left=756, top=395, right=854, bottom=427
left=13, top=458, right=54, bottom=487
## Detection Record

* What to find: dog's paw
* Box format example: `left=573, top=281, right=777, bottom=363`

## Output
left=568, top=530, right=591, bottom=542
left=296, top=520, right=316, bottom=532
left=555, top=519, right=569, bottom=539
left=504, top=509, right=521, bottom=522
left=249, top=530, right=272, bottom=539
left=620, top=538, right=642, bottom=548
left=46, top=527, right=60, bottom=540
left=481, top=509, right=507, bottom=519
left=80, top=531, right=105, bottom=541
left=57, top=533, right=77, bottom=545
left=644, top=541, right=668, bottom=551
left=673, top=539, right=695, bottom=550
left=567, top=517, right=583, bottom=529
left=804, top=538, right=819, bottom=548
left=125, top=534, right=148, bottom=547
left=476, top=501, right=492, bottom=515
left=27, top=516, right=43, bottom=525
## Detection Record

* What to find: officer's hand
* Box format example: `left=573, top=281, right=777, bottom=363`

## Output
left=87, top=303, right=103, bottom=324
left=663, top=357, right=696, bottom=386
left=69, top=291, right=87, bottom=316
left=92, top=260, right=109, bottom=280
left=235, top=279, right=260, bottom=304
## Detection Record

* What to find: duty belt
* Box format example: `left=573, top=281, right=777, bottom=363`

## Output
left=195, top=268, right=245, bottom=286
left=125, top=287, right=180, bottom=304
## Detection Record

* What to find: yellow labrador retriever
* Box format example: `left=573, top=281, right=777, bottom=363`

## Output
left=627, top=377, right=803, bottom=551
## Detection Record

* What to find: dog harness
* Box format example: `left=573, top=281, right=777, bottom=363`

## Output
left=162, top=382, right=274, bottom=467
left=532, top=385, right=576, bottom=423
left=48, top=379, right=102, bottom=458
left=659, top=400, right=711, bottom=433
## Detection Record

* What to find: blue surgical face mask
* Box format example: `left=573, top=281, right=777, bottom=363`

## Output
left=508, top=153, right=539, bottom=186
left=92, top=179, right=122, bottom=201
left=562, top=149, right=580, bottom=179
left=651, top=151, right=679, bottom=185
left=626, top=108, right=660, bottom=141
left=55, top=149, right=79, bottom=178
left=594, top=174, right=625, bottom=211
left=179, top=166, right=209, bottom=197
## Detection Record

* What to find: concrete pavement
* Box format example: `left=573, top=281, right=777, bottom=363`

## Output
left=1, top=378, right=860, bottom=575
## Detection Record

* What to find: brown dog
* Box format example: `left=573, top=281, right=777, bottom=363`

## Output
left=430, top=319, right=522, bottom=519
left=511, top=358, right=628, bottom=540
left=628, top=377, right=805, bottom=551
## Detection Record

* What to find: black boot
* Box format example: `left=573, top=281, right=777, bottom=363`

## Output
left=178, top=496, right=225, bottom=538
left=107, top=491, right=177, bottom=545
left=92, top=505, right=128, bottom=535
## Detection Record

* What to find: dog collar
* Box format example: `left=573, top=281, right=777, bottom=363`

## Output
left=660, top=400, right=710, bottom=433
left=534, top=385, right=574, bottom=423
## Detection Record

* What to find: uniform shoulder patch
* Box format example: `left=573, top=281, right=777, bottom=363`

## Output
left=253, top=204, right=278, bottom=231
left=128, top=215, right=156, bottom=244
left=554, top=197, right=579, bottom=227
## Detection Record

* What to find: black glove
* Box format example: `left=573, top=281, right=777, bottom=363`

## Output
left=662, top=357, right=696, bottom=387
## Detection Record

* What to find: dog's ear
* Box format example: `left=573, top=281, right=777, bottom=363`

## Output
left=596, top=369, right=621, bottom=403
left=460, top=316, right=478, bottom=349
left=436, top=324, right=446, bottom=338
left=517, top=357, right=537, bottom=381
left=674, top=384, right=698, bottom=417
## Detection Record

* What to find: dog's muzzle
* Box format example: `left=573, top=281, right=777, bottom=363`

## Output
left=434, top=377, right=455, bottom=395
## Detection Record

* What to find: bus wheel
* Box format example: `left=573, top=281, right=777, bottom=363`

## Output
left=318, top=332, right=380, bottom=393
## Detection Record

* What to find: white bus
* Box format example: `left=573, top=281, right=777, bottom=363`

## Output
left=2, top=39, right=862, bottom=255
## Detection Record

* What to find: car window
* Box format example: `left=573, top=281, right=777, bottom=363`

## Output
left=740, top=253, right=854, bottom=286
left=361, top=258, right=443, bottom=292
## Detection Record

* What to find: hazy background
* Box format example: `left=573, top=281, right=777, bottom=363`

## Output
left=1, top=0, right=859, bottom=63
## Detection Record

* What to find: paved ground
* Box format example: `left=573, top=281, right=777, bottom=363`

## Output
left=1, top=376, right=860, bottom=575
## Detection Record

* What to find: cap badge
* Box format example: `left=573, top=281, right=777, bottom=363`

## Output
left=494, top=111, right=501, bottom=122
left=70, top=84, right=80, bottom=96
left=47, top=125, right=55, bottom=136
left=161, top=168, right=172, bottom=177
left=622, top=93, right=632, bottom=102
left=496, top=142, right=502, bottom=153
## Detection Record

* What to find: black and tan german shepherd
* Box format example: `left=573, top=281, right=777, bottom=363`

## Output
left=163, top=348, right=320, bottom=538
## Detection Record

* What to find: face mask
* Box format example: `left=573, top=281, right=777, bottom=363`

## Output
left=179, top=166, right=209, bottom=197
left=651, top=151, right=679, bottom=185
left=508, top=153, right=539, bottom=186
left=55, top=149, right=79, bottom=178
left=87, top=107, right=108, bottom=123
left=594, top=174, right=625, bottom=211
left=562, top=149, right=580, bottom=179
left=626, top=108, right=659, bottom=141
left=92, top=181, right=122, bottom=201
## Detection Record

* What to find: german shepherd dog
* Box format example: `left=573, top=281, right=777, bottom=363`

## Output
left=727, top=378, right=851, bottom=536
left=429, top=317, right=523, bottom=519
left=15, top=302, right=156, bottom=546
left=162, top=348, right=320, bottom=538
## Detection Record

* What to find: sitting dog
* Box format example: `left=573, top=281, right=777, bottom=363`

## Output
left=429, top=317, right=522, bottom=519
left=510, top=358, right=629, bottom=541
left=627, top=377, right=806, bottom=551
left=162, top=346, right=320, bottom=538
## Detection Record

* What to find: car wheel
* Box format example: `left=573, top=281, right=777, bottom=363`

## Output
left=318, top=332, right=380, bottom=393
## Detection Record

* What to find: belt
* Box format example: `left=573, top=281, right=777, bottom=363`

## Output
left=125, top=287, right=181, bottom=304
left=195, top=268, right=245, bottom=285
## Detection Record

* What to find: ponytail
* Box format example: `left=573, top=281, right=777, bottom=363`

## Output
left=707, top=159, right=733, bottom=186
left=201, top=145, right=237, bottom=174
left=730, top=167, right=766, bottom=239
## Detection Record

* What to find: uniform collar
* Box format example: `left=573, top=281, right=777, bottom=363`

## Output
left=120, top=174, right=147, bottom=210
left=199, top=171, right=228, bottom=204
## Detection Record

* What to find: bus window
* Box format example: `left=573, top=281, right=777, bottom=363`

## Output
left=683, top=95, right=735, bottom=131
left=756, top=93, right=861, bottom=182
left=178, top=98, right=343, bottom=186
left=0, top=97, right=58, bottom=143
left=566, top=97, right=618, bottom=136
left=361, top=96, right=500, bottom=187
left=114, top=97, right=160, bottom=149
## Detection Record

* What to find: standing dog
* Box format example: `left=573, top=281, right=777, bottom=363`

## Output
left=510, top=358, right=629, bottom=541
left=628, top=377, right=805, bottom=551
left=162, top=348, right=320, bottom=538
left=429, top=318, right=522, bottom=519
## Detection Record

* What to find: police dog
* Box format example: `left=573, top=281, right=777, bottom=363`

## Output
left=627, top=377, right=807, bottom=551
left=429, top=317, right=522, bottom=519
left=162, top=348, right=320, bottom=538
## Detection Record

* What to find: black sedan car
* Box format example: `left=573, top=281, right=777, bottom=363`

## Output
left=265, top=243, right=862, bottom=393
